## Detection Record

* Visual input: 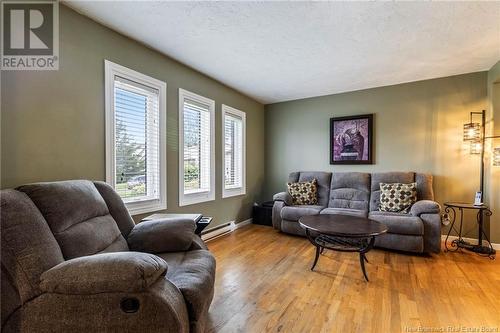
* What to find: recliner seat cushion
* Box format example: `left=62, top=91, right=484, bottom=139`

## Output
left=18, top=180, right=129, bottom=259
left=369, top=211, right=424, bottom=235
left=320, top=208, right=367, bottom=218
left=280, top=205, right=323, bottom=221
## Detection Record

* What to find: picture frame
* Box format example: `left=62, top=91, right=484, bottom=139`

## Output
left=330, top=114, right=373, bottom=164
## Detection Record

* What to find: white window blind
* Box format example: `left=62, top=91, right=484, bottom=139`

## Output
left=179, top=89, right=215, bottom=206
left=105, top=60, right=166, bottom=215
left=222, top=105, right=246, bottom=198
left=114, top=76, right=160, bottom=202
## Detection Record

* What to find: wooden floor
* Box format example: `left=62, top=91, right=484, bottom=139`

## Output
left=206, top=224, right=500, bottom=333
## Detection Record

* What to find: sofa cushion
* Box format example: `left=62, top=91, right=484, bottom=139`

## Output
left=157, top=250, right=216, bottom=332
left=379, top=182, right=417, bottom=214
left=369, top=211, right=423, bottom=235
left=287, top=179, right=318, bottom=205
left=370, top=172, right=415, bottom=211
left=288, top=172, right=332, bottom=206
left=320, top=208, right=367, bottom=218
left=329, top=172, right=370, bottom=211
left=18, top=180, right=129, bottom=259
left=281, top=205, right=323, bottom=221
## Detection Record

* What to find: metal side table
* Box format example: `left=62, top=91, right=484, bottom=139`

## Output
left=443, top=202, right=495, bottom=259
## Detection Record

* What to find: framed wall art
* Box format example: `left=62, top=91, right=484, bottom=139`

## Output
left=330, top=114, right=373, bottom=164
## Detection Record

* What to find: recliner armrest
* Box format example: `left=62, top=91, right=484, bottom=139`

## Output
left=273, top=191, right=292, bottom=205
left=410, top=200, right=441, bottom=216
left=40, top=252, right=167, bottom=294
left=189, top=235, right=208, bottom=250
left=127, top=218, right=196, bottom=253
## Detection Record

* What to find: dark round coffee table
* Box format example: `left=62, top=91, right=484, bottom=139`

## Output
left=299, top=214, right=388, bottom=281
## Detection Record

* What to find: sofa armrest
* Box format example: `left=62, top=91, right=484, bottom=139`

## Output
left=40, top=252, right=167, bottom=295
left=272, top=201, right=285, bottom=231
left=410, top=200, right=441, bottom=216
left=420, top=213, right=442, bottom=253
left=128, top=218, right=196, bottom=253
left=273, top=191, right=292, bottom=205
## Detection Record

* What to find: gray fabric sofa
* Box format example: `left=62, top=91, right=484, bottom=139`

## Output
left=272, top=171, right=441, bottom=254
left=1, top=180, right=216, bottom=333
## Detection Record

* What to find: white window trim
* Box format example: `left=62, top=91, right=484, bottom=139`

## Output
left=222, top=104, right=246, bottom=198
left=104, top=60, right=167, bottom=215
left=178, top=88, right=215, bottom=206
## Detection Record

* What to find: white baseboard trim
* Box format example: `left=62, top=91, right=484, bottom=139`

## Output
left=235, top=218, right=253, bottom=229
left=441, top=235, right=500, bottom=250
left=202, top=218, right=252, bottom=242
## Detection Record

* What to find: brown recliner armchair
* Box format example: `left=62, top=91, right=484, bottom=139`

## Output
left=1, top=180, right=216, bottom=332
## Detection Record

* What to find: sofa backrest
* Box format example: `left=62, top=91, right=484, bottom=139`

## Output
left=370, top=172, right=434, bottom=211
left=288, top=172, right=332, bottom=206
left=17, top=180, right=131, bottom=260
left=1, top=189, right=65, bottom=325
left=328, top=172, right=371, bottom=211
left=93, top=181, right=136, bottom=237
left=415, top=173, right=434, bottom=202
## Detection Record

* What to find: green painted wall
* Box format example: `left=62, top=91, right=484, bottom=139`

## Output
left=487, top=61, right=500, bottom=243
left=1, top=5, right=265, bottom=227
left=265, top=72, right=495, bottom=241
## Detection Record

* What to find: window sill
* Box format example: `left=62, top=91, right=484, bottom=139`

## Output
left=222, top=188, right=246, bottom=199
left=126, top=199, right=166, bottom=216
left=179, top=192, right=215, bottom=207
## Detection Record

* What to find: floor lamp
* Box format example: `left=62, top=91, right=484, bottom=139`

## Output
left=463, top=110, right=500, bottom=254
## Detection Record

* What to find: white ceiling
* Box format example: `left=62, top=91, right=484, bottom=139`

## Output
left=66, top=1, right=500, bottom=104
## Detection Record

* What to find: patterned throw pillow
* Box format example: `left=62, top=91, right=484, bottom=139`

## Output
left=379, top=182, right=417, bottom=213
left=287, top=179, right=318, bottom=205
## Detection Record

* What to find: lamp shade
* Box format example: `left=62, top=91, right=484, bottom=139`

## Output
left=470, top=141, right=482, bottom=155
left=463, top=123, right=481, bottom=141
left=494, top=147, right=500, bottom=166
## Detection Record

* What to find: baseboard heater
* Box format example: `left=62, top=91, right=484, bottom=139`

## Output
left=201, top=221, right=236, bottom=242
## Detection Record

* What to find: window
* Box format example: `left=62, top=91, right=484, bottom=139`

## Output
left=105, top=60, right=166, bottom=215
left=179, top=89, right=215, bottom=206
left=222, top=104, right=246, bottom=198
